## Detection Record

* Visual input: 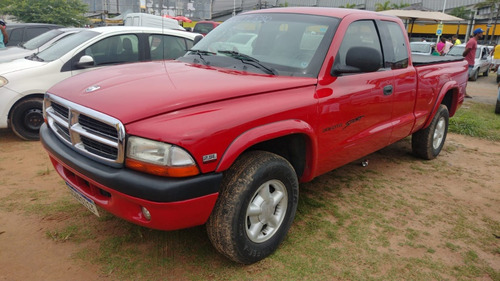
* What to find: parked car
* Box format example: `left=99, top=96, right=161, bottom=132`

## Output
left=410, top=41, right=433, bottom=55
left=0, top=26, right=202, bottom=140
left=0, top=28, right=81, bottom=63
left=193, top=21, right=220, bottom=35
left=446, top=43, right=492, bottom=81
left=5, top=23, right=63, bottom=46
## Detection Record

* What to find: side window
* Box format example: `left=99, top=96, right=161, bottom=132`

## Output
left=25, top=27, right=50, bottom=41
left=84, top=34, right=139, bottom=66
left=380, top=21, right=409, bottom=69
left=336, top=20, right=382, bottom=72
left=8, top=28, right=23, bottom=45
left=149, top=34, right=188, bottom=60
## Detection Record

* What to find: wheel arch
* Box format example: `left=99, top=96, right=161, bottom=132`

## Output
left=423, top=81, right=459, bottom=129
left=7, top=93, right=45, bottom=123
left=216, top=120, right=317, bottom=182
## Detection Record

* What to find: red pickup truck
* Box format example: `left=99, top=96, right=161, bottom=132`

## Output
left=40, top=7, right=468, bottom=264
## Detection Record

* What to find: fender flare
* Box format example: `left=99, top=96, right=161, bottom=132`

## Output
left=422, top=80, right=458, bottom=129
left=215, top=119, right=317, bottom=180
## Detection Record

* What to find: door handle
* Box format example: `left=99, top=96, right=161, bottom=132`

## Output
left=383, top=85, right=393, bottom=96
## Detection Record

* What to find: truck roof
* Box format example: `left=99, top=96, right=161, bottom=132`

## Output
left=244, top=7, right=392, bottom=20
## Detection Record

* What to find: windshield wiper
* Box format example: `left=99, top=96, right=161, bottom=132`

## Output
left=25, top=53, right=44, bottom=62
left=218, top=50, right=277, bottom=75
left=188, top=49, right=216, bottom=65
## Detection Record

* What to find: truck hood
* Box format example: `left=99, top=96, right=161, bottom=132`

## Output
left=48, top=60, right=318, bottom=124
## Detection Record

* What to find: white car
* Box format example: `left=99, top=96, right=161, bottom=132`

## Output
left=446, top=43, right=492, bottom=81
left=410, top=42, right=433, bottom=55
left=0, top=26, right=201, bottom=140
left=0, top=28, right=82, bottom=63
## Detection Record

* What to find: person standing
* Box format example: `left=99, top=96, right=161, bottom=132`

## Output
left=437, top=37, right=446, bottom=55
left=463, top=28, right=484, bottom=97
left=443, top=38, right=454, bottom=54
left=0, top=20, right=8, bottom=48
left=493, top=44, right=500, bottom=72
left=452, top=34, right=461, bottom=45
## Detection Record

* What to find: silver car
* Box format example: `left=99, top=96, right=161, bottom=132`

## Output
left=0, top=28, right=81, bottom=63
left=446, top=44, right=492, bottom=81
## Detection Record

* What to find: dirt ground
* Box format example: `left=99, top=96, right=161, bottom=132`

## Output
left=0, top=73, right=499, bottom=281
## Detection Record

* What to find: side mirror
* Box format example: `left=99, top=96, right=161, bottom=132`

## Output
left=331, top=46, right=382, bottom=75
left=193, top=35, right=203, bottom=46
left=76, top=55, right=95, bottom=68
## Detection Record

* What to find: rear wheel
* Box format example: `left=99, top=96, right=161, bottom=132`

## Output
left=412, top=105, right=449, bottom=160
left=10, top=97, right=44, bottom=141
left=495, top=99, right=500, bottom=114
left=483, top=68, right=489, bottom=76
left=206, top=151, right=299, bottom=264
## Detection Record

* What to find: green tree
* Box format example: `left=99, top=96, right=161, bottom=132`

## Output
left=450, top=6, right=471, bottom=20
left=375, top=1, right=392, bottom=11
left=391, top=2, right=410, bottom=9
left=339, top=3, right=357, bottom=9
left=0, top=0, right=89, bottom=26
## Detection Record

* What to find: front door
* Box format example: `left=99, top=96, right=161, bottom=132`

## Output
left=315, top=19, right=394, bottom=175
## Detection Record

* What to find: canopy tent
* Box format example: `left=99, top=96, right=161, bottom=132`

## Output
left=379, top=9, right=464, bottom=40
left=379, top=10, right=463, bottom=22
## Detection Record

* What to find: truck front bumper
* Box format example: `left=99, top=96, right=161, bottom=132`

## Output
left=40, top=123, right=222, bottom=230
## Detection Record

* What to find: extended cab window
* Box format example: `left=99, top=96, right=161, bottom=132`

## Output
left=379, top=21, right=408, bottom=69
left=335, top=20, right=382, bottom=72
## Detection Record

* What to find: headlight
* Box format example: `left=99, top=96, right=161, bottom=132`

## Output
left=125, top=136, right=199, bottom=177
left=0, top=76, right=8, bottom=87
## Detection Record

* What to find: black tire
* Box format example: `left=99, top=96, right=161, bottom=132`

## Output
left=206, top=151, right=299, bottom=264
left=495, top=99, right=500, bottom=114
left=10, top=97, right=44, bottom=141
left=412, top=105, right=449, bottom=160
left=496, top=74, right=500, bottom=83
left=483, top=68, right=489, bottom=76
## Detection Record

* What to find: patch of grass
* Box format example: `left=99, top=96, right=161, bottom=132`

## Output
left=450, top=102, right=500, bottom=141
left=445, top=242, right=461, bottom=252
left=46, top=225, right=80, bottom=242
left=36, top=167, right=51, bottom=176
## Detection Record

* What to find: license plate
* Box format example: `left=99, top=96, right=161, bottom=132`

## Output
left=66, top=183, right=100, bottom=217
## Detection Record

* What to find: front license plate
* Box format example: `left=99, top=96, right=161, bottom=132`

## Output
left=66, top=183, right=100, bottom=217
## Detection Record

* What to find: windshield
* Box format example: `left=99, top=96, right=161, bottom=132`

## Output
left=447, top=46, right=464, bottom=57
left=182, top=13, right=340, bottom=77
left=193, top=23, right=216, bottom=34
left=446, top=45, right=481, bottom=59
left=22, top=29, right=64, bottom=50
left=410, top=43, right=431, bottom=54
left=36, top=30, right=99, bottom=62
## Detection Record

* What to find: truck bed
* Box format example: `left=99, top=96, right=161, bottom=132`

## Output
left=412, top=54, right=464, bottom=66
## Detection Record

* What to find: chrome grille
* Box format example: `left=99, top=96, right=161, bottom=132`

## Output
left=44, top=93, right=125, bottom=167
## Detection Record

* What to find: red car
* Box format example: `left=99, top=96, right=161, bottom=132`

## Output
left=192, top=21, right=219, bottom=35
left=41, top=7, right=468, bottom=264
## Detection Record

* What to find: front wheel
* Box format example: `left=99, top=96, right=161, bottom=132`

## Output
left=206, top=151, right=299, bottom=264
left=10, top=97, right=44, bottom=141
left=412, top=104, right=449, bottom=160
